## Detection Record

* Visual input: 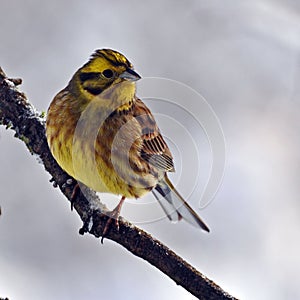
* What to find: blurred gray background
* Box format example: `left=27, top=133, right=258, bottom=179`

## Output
left=1, top=1, right=300, bottom=299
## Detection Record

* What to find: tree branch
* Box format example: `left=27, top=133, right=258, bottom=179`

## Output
left=0, top=67, right=237, bottom=300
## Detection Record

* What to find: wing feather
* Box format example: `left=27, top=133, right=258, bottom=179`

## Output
left=133, top=98, right=175, bottom=172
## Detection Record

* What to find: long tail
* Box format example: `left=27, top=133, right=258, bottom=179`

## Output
left=152, top=175, right=210, bottom=232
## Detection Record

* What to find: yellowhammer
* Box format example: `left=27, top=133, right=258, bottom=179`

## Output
left=46, top=49, right=209, bottom=236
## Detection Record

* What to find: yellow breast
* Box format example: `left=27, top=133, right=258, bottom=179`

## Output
left=46, top=89, right=156, bottom=198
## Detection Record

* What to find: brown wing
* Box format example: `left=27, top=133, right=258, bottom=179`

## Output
left=133, top=98, right=175, bottom=172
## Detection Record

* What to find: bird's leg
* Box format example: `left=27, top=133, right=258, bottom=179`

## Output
left=70, top=183, right=80, bottom=211
left=101, top=196, right=126, bottom=243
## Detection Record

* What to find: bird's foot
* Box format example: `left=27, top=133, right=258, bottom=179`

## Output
left=70, top=182, right=80, bottom=211
left=101, top=210, right=121, bottom=243
left=101, top=196, right=126, bottom=243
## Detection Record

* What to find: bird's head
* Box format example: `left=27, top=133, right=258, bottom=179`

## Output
left=70, top=49, right=141, bottom=104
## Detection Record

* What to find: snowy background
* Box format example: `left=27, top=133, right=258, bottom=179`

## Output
left=1, top=1, right=300, bottom=299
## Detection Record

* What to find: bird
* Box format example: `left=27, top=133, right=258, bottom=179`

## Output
left=46, top=49, right=209, bottom=238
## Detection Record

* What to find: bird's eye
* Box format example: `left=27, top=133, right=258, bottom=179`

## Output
left=102, top=69, right=114, bottom=78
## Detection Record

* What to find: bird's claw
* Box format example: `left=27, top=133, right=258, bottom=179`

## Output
left=70, top=183, right=80, bottom=210
left=101, top=210, right=121, bottom=244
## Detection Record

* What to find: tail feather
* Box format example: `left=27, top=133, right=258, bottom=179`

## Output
left=152, top=185, right=179, bottom=222
left=153, top=175, right=210, bottom=232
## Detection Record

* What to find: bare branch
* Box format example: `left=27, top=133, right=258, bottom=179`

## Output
left=0, top=67, right=237, bottom=300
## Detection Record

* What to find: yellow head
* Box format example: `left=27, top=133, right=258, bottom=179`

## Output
left=68, top=49, right=141, bottom=106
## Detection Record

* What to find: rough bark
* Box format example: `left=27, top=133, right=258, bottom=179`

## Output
left=0, top=67, right=237, bottom=300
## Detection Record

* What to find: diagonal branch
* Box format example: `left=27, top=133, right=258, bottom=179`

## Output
left=0, top=67, right=237, bottom=300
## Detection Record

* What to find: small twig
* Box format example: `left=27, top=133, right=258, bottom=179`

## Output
left=0, top=67, right=237, bottom=300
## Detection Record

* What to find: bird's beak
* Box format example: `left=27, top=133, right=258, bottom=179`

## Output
left=120, top=68, right=141, bottom=82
